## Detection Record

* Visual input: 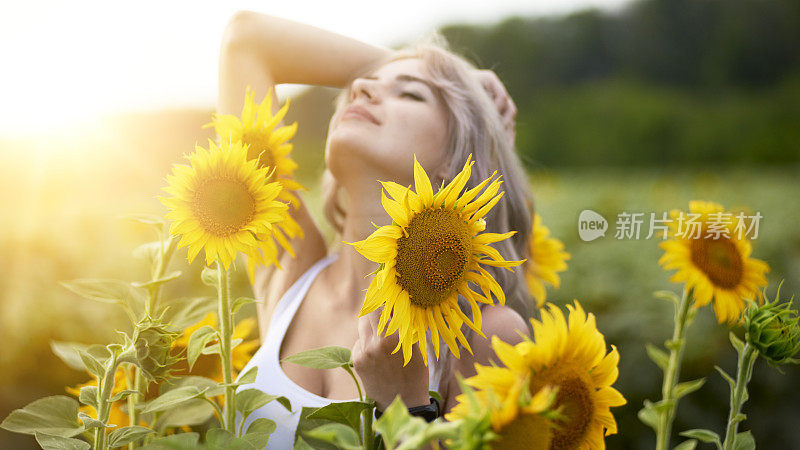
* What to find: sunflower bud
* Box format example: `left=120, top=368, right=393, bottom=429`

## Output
left=744, top=291, right=800, bottom=366
left=127, top=316, right=182, bottom=382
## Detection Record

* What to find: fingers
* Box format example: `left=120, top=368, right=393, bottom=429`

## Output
left=476, top=69, right=517, bottom=145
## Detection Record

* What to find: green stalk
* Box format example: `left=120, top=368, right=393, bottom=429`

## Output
left=128, top=235, right=176, bottom=447
left=94, top=363, right=118, bottom=450
left=362, top=396, right=375, bottom=450
left=722, top=343, right=758, bottom=450
left=656, top=288, right=692, bottom=450
left=217, top=260, right=236, bottom=433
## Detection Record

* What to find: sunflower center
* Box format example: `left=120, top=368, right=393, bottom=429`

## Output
left=394, top=209, right=472, bottom=307
left=531, top=376, right=593, bottom=450
left=494, top=412, right=552, bottom=450
left=191, top=177, right=255, bottom=237
left=690, top=237, right=743, bottom=289
left=242, top=131, right=276, bottom=176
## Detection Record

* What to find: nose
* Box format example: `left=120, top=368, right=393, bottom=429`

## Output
left=351, top=78, right=379, bottom=103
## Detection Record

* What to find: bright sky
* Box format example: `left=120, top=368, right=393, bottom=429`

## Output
left=0, top=0, right=632, bottom=136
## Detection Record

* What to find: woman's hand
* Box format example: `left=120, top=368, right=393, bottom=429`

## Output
left=351, top=307, right=430, bottom=411
left=475, top=69, right=518, bottom=145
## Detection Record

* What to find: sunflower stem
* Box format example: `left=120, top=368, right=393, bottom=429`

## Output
left=722, top=343, right=758, bottom=450
left=93, top=360, right=118, bottom=450
left=217, top=260, right=236, bottom=434
left=362, top=396, right=375, bottom=450
left=656, top=287, right=693, bottom=450
left=128, top=235, right=176, bottom=446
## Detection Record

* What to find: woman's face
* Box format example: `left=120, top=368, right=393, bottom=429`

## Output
left=326, top=57, right=450, bottom=188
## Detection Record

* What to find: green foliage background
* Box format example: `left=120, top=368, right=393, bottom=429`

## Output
left=2, top=0, right=799, bottom=447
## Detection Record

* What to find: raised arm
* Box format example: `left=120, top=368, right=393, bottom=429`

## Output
left=218, top=11, right=393, bottom=338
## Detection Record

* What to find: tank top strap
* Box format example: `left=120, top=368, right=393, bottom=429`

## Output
left=264, top=254, right=338, bottom=359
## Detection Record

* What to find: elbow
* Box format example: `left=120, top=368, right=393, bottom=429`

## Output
left=221, top=10, right=259, bottom=55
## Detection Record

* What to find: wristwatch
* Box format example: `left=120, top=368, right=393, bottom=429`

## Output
left=375, top=397, right=440, bottom=423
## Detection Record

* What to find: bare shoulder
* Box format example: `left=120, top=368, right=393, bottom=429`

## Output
left=469, top=304, right=531, bottom=365
left=441, top=304, right=531, bottom=414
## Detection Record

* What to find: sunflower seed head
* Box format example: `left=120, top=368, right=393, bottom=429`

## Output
left=745, top=287, right=800, bottom=366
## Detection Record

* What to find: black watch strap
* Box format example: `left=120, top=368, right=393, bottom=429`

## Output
left=375, top=397, right=440, bottom=423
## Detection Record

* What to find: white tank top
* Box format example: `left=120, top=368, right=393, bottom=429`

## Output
left=235, top=254, right=443, bottom=449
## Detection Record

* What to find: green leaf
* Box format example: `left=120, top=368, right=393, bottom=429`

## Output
left=132, top=271, right=182, bottom=290
left=0, top=396, right=84, bottom=437
left=246, top=417, right=276, bottom=435
left=665, top=338, right=684, bottom=351
left=78, top=412, right=113, bottom=429
left=673, top=440, right=698, bottom=450
left=731, top=413, right=747, bottom=426
left=139, top=432, right=200, bottom=449
left=143, top=386, right=205, bottom=413
left=281, top=346, right=352, bottom=370
left=638, top=402, right=659, bottom=430
left=107, top=426, right=154, bottom=448
left=51, top=341, right=93, bottom=372
left=232, top=297, right=259, bottom=314
left=646, top=343, right=670, bottom=371
left=79, top=386, right=98, bottom=410
left=734, top=431, right=755, bottom=450
left=305, top=423, right=361, bottom=450
left=34, top=432, right=90, bottom=450
left=236, top=366, right=259, bottom=385
left=729, top=331, right=745, bottom=353
left=237, top=430, right=274, bottom=449
left=236, top=389, right=292, bottom=424
left=202, top=267, right=220, bottom=287
left=152, top=399, right=215, bottom=432
left=715, top=365, right=736, bottom=389
left=307, top=401, right=371, bottom=434
left=132, top=241, right=162, bottom=263
left=109, top=390, right=140, bottom=403
left=293, top=436, right=315, bottom=450
left=159, top=296, right=217, bottom=330
left=680, top=429, right=722, bottom=445
left=78, top=349, right=106, bottom=378
left=187, top=325, right=218, bottom=370
left=654, top=290, right=680, bottom=304
left=202, top=339, right=243, bottom=356
left=675, top=378, right=706, bottom=399
left=60, top=278, right=137, bottom=304
left=205, top=428, right=235, bottom=449
left=295, top=407, right=340, bottom=450
left=374, top=396, right=432, bottom=450
left=162, top=375, right=222, bottom=397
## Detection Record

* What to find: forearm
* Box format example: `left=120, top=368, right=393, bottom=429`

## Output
left=219, top=11, right=392, bottom=114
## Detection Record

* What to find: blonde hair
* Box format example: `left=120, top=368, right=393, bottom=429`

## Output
left=323, top=33, right=537, bottom=382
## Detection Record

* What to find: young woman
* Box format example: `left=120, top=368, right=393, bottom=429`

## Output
left=220, top=11, right=536, bottom=447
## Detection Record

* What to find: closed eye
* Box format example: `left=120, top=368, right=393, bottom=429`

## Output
left=402, top=91, right=424, bottom=101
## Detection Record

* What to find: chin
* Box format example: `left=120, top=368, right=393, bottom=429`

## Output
left=326, top=128, right=382, bottom=180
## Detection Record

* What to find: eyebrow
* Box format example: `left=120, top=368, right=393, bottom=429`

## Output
left=362, top=74, right=437, bottom=93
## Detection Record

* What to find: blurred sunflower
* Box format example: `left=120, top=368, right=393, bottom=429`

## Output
left=207, top=87, right=305, bottom=263
left=447, top=374, right=559, bottom=450
left=659, top=200, right=769, bottom=324
left=158, top=139, right=289, bottom=281
left=348, top=155, right=524, bottom=366
left=464, top=302, right=625, bottom=449
left=525, top=214, right=570, bottom=307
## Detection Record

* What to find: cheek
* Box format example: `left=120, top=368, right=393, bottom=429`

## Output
left=393, top=108, right=448, bottom=152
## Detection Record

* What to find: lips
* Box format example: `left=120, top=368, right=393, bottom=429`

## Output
left=341, top=104, right=380, bottom=125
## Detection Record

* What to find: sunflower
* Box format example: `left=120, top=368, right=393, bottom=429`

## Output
left=158, top=139, right=289, bottom=281
left=525, top=214, right=571, bottom=307
left=207, top=87, right=305, bottom=257
left=348, top=155, right=524, bottom=366
left=462, top=301, right=625, bottom=449
left=447, top=374, right=559, bottom=450
left=658, top=200, right=769, bottom=324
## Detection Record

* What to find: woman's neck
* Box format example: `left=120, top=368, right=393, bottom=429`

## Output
left=327, top=185, right=393, bottom=312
